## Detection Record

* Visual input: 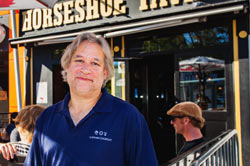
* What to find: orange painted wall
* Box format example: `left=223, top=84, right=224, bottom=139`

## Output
left=0, top=11, right=9, bottom=15
left=8, top=10, right=26, bottom=112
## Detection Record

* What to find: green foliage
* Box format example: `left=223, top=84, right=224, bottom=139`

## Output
left=106, top=80, right=111, bottom=94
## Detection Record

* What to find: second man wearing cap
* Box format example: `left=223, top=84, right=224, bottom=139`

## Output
left=167, top=101, right=206, bottom=155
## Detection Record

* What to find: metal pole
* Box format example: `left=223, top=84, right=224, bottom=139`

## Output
left=10, top=10, right=22, bottom=111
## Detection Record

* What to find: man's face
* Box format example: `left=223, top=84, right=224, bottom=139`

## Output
left=66, top=41, right=108, bottom=95
left=170, top=116, right=186, bottom=134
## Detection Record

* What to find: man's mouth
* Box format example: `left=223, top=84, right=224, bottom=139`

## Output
left=77, top=77, right=92, bottom=82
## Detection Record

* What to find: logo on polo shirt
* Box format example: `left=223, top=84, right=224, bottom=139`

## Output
left=89, top=130, right=112, bottom=142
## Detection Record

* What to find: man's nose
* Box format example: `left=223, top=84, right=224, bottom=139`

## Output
left=81, top=63, right=91, bottom=73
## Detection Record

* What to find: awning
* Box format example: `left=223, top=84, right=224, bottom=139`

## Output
left=0, top=0, right=57, bottom=10
left=9, top=4, right=245, bottom=46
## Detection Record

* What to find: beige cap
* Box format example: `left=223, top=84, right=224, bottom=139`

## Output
left=167, top=102, right=205, bottom=128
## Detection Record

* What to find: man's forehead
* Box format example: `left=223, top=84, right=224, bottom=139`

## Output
left=72, top=52, right=104, bottom=61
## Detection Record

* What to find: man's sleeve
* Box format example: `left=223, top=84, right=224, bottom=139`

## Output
left=125, top=112, right=158, bottom=166
left=24, top=120, right=43, bottom=166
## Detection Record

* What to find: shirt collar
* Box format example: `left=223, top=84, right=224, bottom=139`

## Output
left=56, top=88, right=113, bottom=113
left=93, top=88, right=113, bottom=113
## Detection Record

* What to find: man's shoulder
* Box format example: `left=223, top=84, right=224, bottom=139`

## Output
left=102, top=89, right=137, bottom=111
left=108, top=93, right=134, bottom=108
left=108, top=95, right=147, bottom=125
left=111, top=95, right=140, bottom=114
left=37, top=101, right=64, bottom=122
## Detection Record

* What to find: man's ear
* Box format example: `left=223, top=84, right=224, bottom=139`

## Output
left=104, top=68, right=108, bottom=79
left=183, top=117, right=190, bottom=125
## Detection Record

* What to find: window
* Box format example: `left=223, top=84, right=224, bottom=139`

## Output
left=112, top=61, right=126, bottom=100
left=126, top=25, right=229, bottom=111
left=179, top=57, right=225, bottom=110
left=177, top=26, right=229, bottom=110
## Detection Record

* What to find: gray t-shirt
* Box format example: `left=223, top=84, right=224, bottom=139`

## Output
left=10, top=128, right=21, bottom=142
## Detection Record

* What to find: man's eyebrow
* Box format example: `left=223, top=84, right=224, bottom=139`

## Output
left=73, top=55, right=83, bottom=58
left=93, top=58, right=101, bottom=62
left=73, top=55, right=101, bottom=62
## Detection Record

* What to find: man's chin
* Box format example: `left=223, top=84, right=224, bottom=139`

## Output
left=72, top=86, right=91, bottom=94
left=174, top=129, right=180, bottom=134
left=77, top=88, right=92, bottom=94
left=75, top=87, right=101, bottom=94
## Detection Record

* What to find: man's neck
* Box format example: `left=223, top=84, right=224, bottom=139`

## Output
left=68, top=90, right=102, bottom=125
left=183, top=127, right=203, bottom=142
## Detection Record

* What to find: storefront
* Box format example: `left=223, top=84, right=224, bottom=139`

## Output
left=9, top=0, right=250, bottom=165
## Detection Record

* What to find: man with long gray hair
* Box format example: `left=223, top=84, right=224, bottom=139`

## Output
left=25, top=32, right=158, bottom=166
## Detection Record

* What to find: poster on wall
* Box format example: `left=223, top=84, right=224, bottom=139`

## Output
left=116, top=79, right=125, bottom=87
left=0, top=90, right=7, bottom=101
left=36, top=82, right=47, bottom=104
left=118, top=62, right=125, bottom=74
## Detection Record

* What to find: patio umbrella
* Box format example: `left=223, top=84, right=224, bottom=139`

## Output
left=179, top=56, right=224, bottom=72
left=179, top=56, right=224, bottom=108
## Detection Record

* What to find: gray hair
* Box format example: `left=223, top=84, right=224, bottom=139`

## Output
left=61, top=32, right=114, bottom=87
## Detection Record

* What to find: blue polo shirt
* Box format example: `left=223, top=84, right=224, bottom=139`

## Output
left=25, top=89, right=158, bottom=166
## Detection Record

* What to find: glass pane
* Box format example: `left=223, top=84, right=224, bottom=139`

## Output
left=0, top=51, right=9, bottom=114
left=127, top=26, right=229, bottom=55
left=126, top=25, right=229, bottom=111
left=179, top=56, right=225, bottom=111
left=112, top=61, right=126, bottom=100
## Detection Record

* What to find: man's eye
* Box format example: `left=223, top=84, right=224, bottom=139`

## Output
left=75, top=59, right=83, bottom=63
left=92, top=62, right=100, bottom=66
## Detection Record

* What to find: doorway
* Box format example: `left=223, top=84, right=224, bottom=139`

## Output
left=53, top=64, right=69, bottom=103
left=129, top=55, right=176, bottom=163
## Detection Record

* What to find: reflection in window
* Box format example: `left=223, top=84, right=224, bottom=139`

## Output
left=141, top=26, right=229, bottom=53
left=112, top=61, right=126, bottom=100
left=126, top=25, right=229, bottom=111
left=53, top=48, right=65, bottom=60
left=0, top=50, right=9, bottom=113
left=179, top=56, right=225, bottom=110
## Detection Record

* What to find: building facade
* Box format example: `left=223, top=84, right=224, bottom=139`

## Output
left=8, top=0, right=250, bottom=165
left=0, top=10, right=25, bottom=115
